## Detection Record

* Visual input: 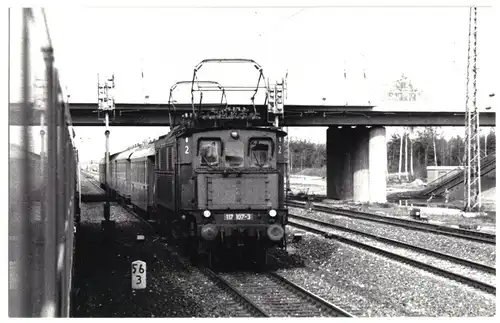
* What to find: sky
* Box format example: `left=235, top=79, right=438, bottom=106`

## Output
left=8, top=5, right=497, bottom=161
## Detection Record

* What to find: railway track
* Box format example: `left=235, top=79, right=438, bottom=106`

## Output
left=89, top=175, right=353, bottom=317
left=289, top=213, right=495, bottom=274
left=288, top=218, right=496, bottom=295
left=203, top=269, right=354, bottom=317
left=286, top=200, right=496, bottom=245
left=104, top=194, right=257, bottom=317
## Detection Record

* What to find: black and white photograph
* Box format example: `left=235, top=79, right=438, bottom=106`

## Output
left=6, top=0, right=497, bottom=318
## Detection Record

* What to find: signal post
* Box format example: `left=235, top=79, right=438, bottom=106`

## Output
left=267, top=79, right=289, bottom=197
left=98, top=73, right=116, bottom=232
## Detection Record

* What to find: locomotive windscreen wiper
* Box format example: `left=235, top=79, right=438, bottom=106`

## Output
left=202, top=155, right=217, bottom=169
left=252, top=151, right=264, bottom=168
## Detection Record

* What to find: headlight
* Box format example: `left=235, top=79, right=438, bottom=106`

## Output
left=230, top=131, right=239, bottom=139
left=203, top=210, right=211, bottom=218
left=269, top=209, right=277, bottom=217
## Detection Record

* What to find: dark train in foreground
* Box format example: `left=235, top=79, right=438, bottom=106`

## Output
left=100, top=59, right=288, bottom=263
left=9, top=8, right=81, bottom=317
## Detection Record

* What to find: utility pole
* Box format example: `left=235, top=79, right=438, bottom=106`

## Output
left=97, top=73, right=115, bottom=223
left=463, top=6, right=482, bottom=212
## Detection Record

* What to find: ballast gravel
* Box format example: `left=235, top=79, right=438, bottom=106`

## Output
left=73, top=202, right=252, bottom=317
left=276, top=227, right=495, bottom=317
left=288, top=206, right=496, bottom=266
left=289, top=217, right=496, bottom=287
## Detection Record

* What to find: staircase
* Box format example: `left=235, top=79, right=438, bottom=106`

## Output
left=388, top=153, right=496, bottom=200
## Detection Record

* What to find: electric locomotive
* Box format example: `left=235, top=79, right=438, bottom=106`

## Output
left=153, top=121, right=288, bottom=263
left=101, top=59, right=288, bottom=264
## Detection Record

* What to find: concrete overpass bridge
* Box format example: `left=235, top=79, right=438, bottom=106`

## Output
left=9, top=101, right=496, bottom=204
left=10, top=102, right=497, bottom=127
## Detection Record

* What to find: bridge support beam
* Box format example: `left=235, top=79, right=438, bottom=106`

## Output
left=326, top=127, right=352, bottom=200
left=369, top=126, right=387, bottom=203
left=326, top=126, right=387, bottom=203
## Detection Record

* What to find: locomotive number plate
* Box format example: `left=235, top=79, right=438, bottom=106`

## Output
left=224, top=213, right=253, bottom=221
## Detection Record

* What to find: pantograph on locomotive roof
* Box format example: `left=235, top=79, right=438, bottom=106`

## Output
left=168, top=58, right=285, bottom=129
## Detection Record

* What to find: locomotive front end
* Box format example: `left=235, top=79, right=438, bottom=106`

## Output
left=191, top=128, right=288, bottom=250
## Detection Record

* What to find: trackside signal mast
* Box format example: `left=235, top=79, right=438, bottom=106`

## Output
left=463, top=6, right=481, bottom=212
left=267, top=77, right=289, bottom=196
left=97, top=73, right=115, bottom=222
left=267, top=78, right=285, bottom=128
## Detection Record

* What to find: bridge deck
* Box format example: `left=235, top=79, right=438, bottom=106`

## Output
left=8, top=102, right=496, bottom=126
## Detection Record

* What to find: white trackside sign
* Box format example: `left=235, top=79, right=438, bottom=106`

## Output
left=131, top=260, right=146, bottom=289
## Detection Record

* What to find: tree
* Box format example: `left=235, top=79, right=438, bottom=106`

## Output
left=408, top=126, right=417, bottom=176
left=480, top=128, right=496, bottom=157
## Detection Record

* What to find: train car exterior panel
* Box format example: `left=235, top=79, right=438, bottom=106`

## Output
left=276, top=136, right=287, bottom=204
left=115, top=160, right=128, bottom=199
left=130, top=160, right=147, bottom=210
left=180, top=165, right=195, bottom=209
left=155, top=138, right=177, bottom=210
left=156, top=173, right=174, bottom=209
left=197, top=173, right=278, bottom=209
left=109, top=159, right=116, bottom=191
left=129, top=145, right=155, bottom=211
left=146, top=156, right=155, bottom=210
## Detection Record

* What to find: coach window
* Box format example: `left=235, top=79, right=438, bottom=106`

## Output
left=199, top=140, right=220, bottom=166
left=249, top=138, right=273, bottom=168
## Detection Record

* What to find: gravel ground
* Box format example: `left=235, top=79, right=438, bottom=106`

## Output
left=289, top=217, right=496, bottom=286
left=288, top=207, right=496, bottom=267
left=73, top=202, right=253, bottom=317
left=276, top=228, right=496, bottom=317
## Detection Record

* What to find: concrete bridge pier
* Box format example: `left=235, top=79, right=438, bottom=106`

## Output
left=326, top=126, right=387, bottom=203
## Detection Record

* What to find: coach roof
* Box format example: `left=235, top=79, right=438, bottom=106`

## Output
left=130, top=144, right=155, bottom=159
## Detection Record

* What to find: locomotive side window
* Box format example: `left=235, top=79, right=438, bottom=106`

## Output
left=249, top=138, right=273, bottom=168
left=199, top=140, right=221, bottom=166
left=224, top=140, right=244, bottom=167
left=160, top=146, right=167, bottom=169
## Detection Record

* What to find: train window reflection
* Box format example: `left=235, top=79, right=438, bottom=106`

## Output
left=250, top=139, right=273, bottom=168
left=225, top=140, right=244, bottom=167
left=199, top=140, right=220, bottom=166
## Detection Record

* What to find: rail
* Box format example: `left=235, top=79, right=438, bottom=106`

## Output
left=288, top=220, right=496, bottom=295
left=213, top=271, right=354, bottom=317
left=286, top=200, right=496, bottom=244
left=289, top=213, right=495, bottom=274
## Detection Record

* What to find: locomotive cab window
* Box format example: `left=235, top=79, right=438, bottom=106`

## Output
left=199, top=140, right=221, bottom=166
left=249, top=138, right=273, bottom=168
